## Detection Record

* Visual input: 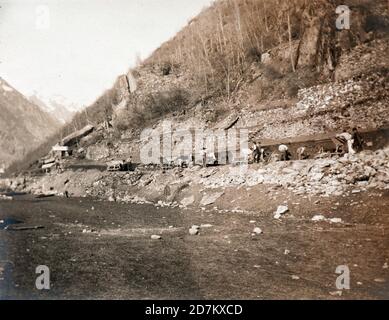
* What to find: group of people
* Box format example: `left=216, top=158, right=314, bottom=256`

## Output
left=251, top=141, right=293, bottom=163
left=250, top=127, right=364, bottom=164
left=180, top=127, right=364, bottom=169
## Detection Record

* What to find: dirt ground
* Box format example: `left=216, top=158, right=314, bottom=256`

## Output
left=0, top=187, right=388, bottom=300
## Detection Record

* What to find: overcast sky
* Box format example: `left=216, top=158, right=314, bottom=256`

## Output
left=0, top=0, right=212, bottom=109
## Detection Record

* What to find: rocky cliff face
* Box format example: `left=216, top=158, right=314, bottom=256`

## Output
left=0, top=78, right=60, bottom=169
left=105, top=0, right=388, bottom=130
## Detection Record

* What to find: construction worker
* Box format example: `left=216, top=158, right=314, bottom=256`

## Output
left=55, top=158, right=61, bottom=174
left=279, top=144, right=291, bottom=161
left=333, top=129, right=356, bottom=154
left=201, top=147, right=207, bottom=168
left=126, top=156, right=133, bottom=171
left=296, top=146, right=307, bottom=160
left=352, top=127, right=364, bottom=152
left=252, top=142, right=261, bottom=163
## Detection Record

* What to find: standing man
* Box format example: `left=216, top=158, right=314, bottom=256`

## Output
left=252, top=142, right=261, bottom=163
left=296, top=146, right=307, bottom=160
left=351, top=127, right=364, bottom=152
left=201, top=147, right=207, bottom=168
left=55, top=157, right=61, bottom=174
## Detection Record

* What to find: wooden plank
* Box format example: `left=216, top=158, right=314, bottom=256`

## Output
left=6, top=225, right=44, bottom=231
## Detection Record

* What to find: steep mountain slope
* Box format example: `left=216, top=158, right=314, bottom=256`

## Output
left=0, top=78, right=60, bottom=168
left=103, top=0, right=389, bottom=135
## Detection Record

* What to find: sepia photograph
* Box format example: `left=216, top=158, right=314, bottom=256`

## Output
left=0, top=0, right=388, bottom=305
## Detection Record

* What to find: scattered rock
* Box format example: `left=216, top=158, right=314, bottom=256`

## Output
left=180, top=196, right=195, bottom=207
left=151, top=235, right=162, bottom=240
left=253, top=227, right=263, bottom=235
left=312, top=215, right=342, bottom=224
left=291, top=275, right=300, bottom=280
left=261, top=52, right=271, bottom=64
left=311, top=173, right=324, bottom=182
left=329, top=218, right=342, bottom=224
left=312, top=215, right=326, bottom=222
left=0, top=195, right=13, bottom=201
left=189, top=228, right=199, bottom=236
left=200, top=192, right=224, bottom=206
left=201, top=147, right=389, bottom=197
left=189, top=225, right=200, bottom=235
left=274, top=205, right=288, bottom=219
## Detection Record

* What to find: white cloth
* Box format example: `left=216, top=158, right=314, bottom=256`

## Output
left=347, top=139, right=356, bottom=154
left=337, top=132, right=352, bottom=141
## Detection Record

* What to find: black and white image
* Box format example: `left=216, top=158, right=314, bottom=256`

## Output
left=0, top=0, right=388, bottom=300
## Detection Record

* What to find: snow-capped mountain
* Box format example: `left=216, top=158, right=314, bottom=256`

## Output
left=0, top=78, right=60, bottom=168
left=29, top=93, right=78, bottom=124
